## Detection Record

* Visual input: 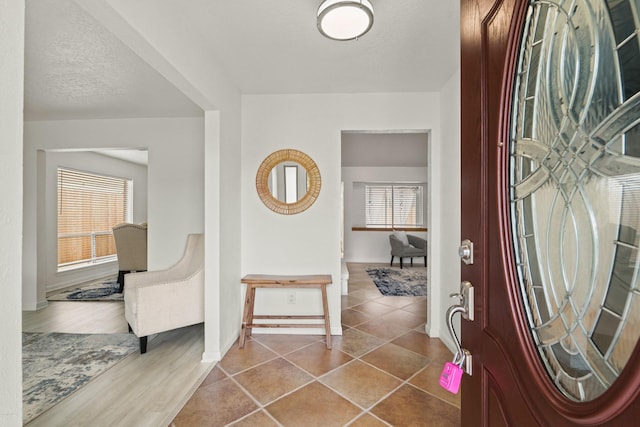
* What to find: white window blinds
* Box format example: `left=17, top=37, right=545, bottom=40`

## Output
left=365, top=184, right=424, bottom=228
left=57, top=167, right=131, bottom=269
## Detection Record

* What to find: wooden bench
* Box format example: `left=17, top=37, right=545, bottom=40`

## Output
left=239, top=274, right=333, bottom=349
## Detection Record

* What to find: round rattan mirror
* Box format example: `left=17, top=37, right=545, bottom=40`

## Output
left=256, top=149, right=321, bottom=215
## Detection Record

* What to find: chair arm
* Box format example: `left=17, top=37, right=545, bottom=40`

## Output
left=389, top=235, right=406, bottom=254
left=407, top=235, right=427, bottom=250
left=125, top=270, right=204, bottom=337
left=125, top=268, right=202, bottom=289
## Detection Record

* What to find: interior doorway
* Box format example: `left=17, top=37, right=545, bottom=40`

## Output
left=340, top=130, right=429, bottom=299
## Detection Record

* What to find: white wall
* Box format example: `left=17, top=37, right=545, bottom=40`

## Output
left=0, top=0, right=24, bottom=423
left=90, top=0, right=243, bottom=362
left=342, top=166, right=428, bottom=263
left=40, top=151, right=148, bottom=293
left=23, top=117, right=204, bottom=310
left=435, top=68, right=462, bottom=351
left=211, top=107, right=242, bottom=359
left=242, top=92, right=441, bottom=336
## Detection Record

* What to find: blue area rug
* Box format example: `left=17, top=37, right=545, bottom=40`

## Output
left=23, top=332, right=139, bottom=424
left=366, top=267, right=427, bottom=296
left=48, top=280, right=122, bottom=302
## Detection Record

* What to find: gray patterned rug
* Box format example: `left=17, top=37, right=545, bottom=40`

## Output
left=23, top=332, right=138, bottom=424
left=365, top=267, right=427, bottom=296
left=47, top=280, right=122, bottom=302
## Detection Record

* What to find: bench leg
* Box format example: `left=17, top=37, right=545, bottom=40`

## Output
left=239, top=284, right=255, bottom=348
left=321, top=284, right=332, bottom=349
left=246, top=286, right=257, bottom=338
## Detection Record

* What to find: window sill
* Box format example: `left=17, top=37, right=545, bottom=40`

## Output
left=352, top=227, right=428, bottom=232
left=57, top=257, right=117, bottom=273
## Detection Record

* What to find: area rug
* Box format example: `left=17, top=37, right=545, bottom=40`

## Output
left=47, top=280, right=122, bottom=302
left=23, top=332, right=139, bottom=424
left=365, top=267, right=427, bottom=296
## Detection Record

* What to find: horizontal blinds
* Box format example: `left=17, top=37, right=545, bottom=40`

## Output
left=365, top=184, right=424, bottom=227
left=393, top=185, right=423, bottom=226
left=57, top=168, right=128, bottom=267
left=365, top=186, right=393, bottom=226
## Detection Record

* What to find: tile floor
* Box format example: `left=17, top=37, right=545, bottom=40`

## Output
left=171, top=263, right=461, bottom=426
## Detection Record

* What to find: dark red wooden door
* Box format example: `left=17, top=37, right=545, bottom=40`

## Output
left=460, top=0, right=640, bottom=425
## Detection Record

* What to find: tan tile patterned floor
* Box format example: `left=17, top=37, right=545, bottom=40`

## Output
left=172, top=263, right=461, bottom=426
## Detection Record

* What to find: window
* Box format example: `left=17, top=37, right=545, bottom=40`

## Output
left=57, top=167, right=132, bottom=271
left=365, top=184, right=424, bottom=228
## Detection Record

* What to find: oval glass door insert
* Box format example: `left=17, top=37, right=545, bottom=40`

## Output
left=509, top=0, right=640, bottom=401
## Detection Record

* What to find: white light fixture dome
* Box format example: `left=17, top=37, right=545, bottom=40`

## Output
left=317, top=0, right=374, bottom=41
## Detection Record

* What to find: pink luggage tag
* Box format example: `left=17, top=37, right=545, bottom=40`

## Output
left=439, top=361, right=463, bottom=394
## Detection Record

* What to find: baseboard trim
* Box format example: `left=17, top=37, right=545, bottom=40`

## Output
left=201, top=351, right=221, bottom=363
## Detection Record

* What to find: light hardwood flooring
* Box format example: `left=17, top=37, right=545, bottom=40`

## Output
left=22, top=301, right=212, bottom=427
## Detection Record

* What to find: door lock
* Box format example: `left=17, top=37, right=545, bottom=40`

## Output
left=458, top=239, right=474, bottom=265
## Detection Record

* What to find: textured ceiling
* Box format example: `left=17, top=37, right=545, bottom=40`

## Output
left=24, top=0, right=203, bottom=121
left=24, top=0, right=460, bottom=121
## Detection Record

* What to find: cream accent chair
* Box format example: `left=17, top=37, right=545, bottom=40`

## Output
left=124, top=233, right=204, bottom=354
left=112, top=222, right=148, bottom=292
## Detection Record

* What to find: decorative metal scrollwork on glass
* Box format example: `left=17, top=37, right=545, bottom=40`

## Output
left=509, top=0, right=640, bottom=401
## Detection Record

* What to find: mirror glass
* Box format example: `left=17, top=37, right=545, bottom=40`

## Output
left=256, top=149, right=320, bottom=215
left=267, top=162, right=309, bottom=204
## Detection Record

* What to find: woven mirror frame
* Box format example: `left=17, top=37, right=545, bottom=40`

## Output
left=256, top=149, right=321, bottom=215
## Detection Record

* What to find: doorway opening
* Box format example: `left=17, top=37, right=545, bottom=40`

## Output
left=340, top=130, right=429, bottom=305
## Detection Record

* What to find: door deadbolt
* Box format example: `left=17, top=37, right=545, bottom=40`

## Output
left=459, top=239, right=474, bottom=265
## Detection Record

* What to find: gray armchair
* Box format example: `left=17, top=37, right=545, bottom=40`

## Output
left=389, top=233, right=427, bottom=269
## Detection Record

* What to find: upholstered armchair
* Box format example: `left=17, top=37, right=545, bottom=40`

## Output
left=124, top=233, right=204, bottom=354
left=112, top=222, right=148, bottom=292
left=389, top=232, right=427, bottom=269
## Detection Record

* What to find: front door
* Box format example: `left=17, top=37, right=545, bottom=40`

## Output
left=461, top=0, right=640, bottom=424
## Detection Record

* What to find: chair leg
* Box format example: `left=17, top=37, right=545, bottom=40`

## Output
left=400, top=258, right=403, bottom=269
left=424, top=256, right=427, bottom=266
left=411, top=258, right=414, bottom=267
left=117, top=270, right=128, bottom=293
left=390, top=256, right=394, bottom=266
left=139, top=336, right=148, bottom=354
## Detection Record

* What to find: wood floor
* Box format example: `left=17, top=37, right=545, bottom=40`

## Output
left=22, top=301, right=212, bottom=427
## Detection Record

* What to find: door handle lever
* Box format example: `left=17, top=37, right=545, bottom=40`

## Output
left=450, top=281, right=474, bottom=321
left=445, top=281, right=475, bottom=375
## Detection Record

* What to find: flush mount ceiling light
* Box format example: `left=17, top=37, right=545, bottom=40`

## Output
left=317, top=0, right=374, bottom=41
